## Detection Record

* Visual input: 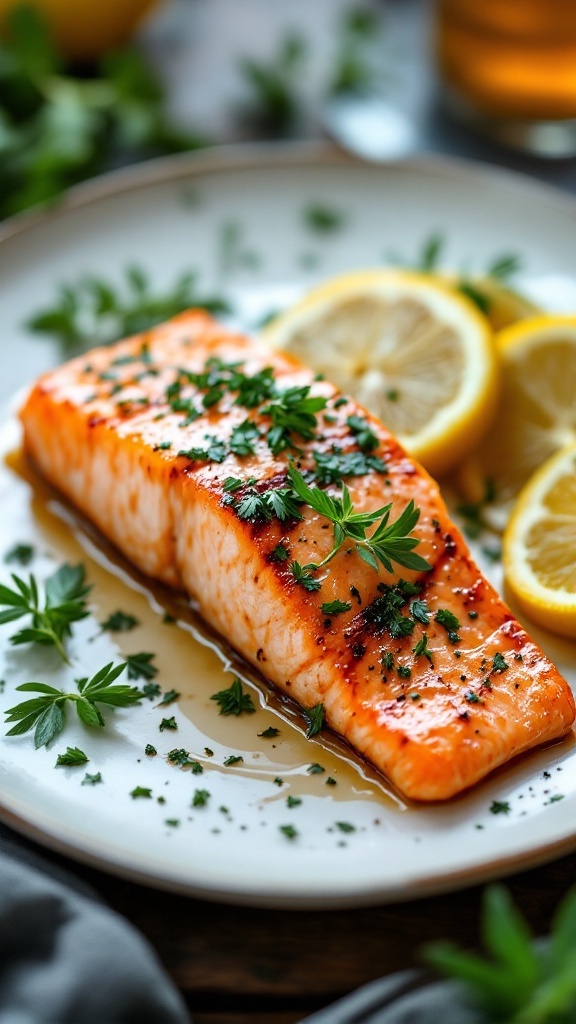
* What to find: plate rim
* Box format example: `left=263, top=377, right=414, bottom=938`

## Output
left=3, top=139, right=576, bottom=251
left=1, top=141, right=576, bottom=907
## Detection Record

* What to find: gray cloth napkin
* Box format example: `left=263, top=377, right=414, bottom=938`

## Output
left=0, top=825, right=189, bottom=1024
left=300, top=971, right=485, bottom=1023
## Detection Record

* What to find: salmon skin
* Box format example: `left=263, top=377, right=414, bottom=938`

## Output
left=19, top=310, right=575, bottom=801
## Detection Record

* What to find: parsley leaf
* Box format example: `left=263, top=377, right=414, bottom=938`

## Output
left=346, top=414, right=379, bottom=452
left=210, top=678, right=256, bottom=716
left=321, top=600, right=352, bottom=615
left=313, top=448, right=387, bottom=485
left=413, top=632, right=434, bottom=664
left=131, top=786, right=152, bottom=799
left=4, top=543, right=35, bottom=566
left=279, top=823, right=298, bottom=840
left=99, top=610, right=139, bottom=633
left=258, top=726, right=280, bottom=738
left=125, top=652, right=158, bottom=681
left=435, top=608, right=461, bottom=643
left=55, top=746, right=88, bottom=767
left=229, top=419, right=260, bottom=456
left=263, top=385, right=327, bottom=454
left=192, top=788, right=210, bottom=807
left=290, top=561, right=322, bottom=592
left=157, top=688, right=180, bottom=706
left=0, top=563, right=91, bottom=663
left=303, top=702, right=325, bottom=738
left=82, top=772, right=102, bottom=786
left=5, top=662, right=142, bottom=748
left=492, top=652, right=509, bottom=674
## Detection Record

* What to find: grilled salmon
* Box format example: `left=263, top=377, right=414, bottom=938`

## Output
left=19, top=310, right=575, bottom=801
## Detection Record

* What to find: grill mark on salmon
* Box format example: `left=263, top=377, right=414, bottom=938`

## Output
left=18, top=309, right=575, bottom=801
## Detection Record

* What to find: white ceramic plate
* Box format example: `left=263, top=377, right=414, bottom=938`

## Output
left=1, top=143, right=575, bottom=909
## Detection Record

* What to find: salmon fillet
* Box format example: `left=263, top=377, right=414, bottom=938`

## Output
left=19, top=310, right=575, bottom=801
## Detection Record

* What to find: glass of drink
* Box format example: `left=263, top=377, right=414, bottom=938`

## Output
left=435, top=0, right=576, bottom=156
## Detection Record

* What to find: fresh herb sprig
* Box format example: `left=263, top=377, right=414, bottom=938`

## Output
left=263, top=386, right=328, bottom=455
left=5, top=662, right=143, bottom=748
left=0, top=5, right=204, bottom=220
left=0, top=564, right=91, bottom=664
left=288, top=467, right=430, bottom=579
left=425, top=884, right=576, bottom=1023
left=28, top=266, right=230, bottom=354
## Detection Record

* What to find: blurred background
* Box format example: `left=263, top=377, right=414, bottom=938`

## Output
left=2, top=0, right=576, bottom=225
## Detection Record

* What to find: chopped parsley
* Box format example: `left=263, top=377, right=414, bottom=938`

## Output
left=303, top=702, right=325, bottom=738
left=157, top=689, right=180, bottom=706
left=192, top=788, right=210, bottom=808
left=492, top=652, right=509, bottom=674
left=409, top=598, right=430, bottom=624
left=490, top=800, right=511, bottom=815
left=145, top=744, right=157, bottom=757
left=178, top=437, right=227, bottom=463
left=224, top=754, right=244, bottom=766
left=397, top=665, right=412, bottom=679
left=279, top=824, right=298, bottom=840
left=210, top=678, right=256, bottom=716
left=258, top=726, right=280, bottom=738
left=264, top=385, right=327, bottom=454
left=270, top=544, right=289, bottom=562
left=320, top=600, right=352, bottom=616
left=312, top=448, right=387, bottom=485
left=304, top=203, right=344, bottom=234
left=55, top=746, right=88, bottom=767
left=229, top=419, right=260, bottom=456
left=82, top=772, right=102, bottom=786
left=99, top=610, right=139, bottom=633
left=335, top=821, right=355, bottom=833
left=4, top=543, right=35, bottom=566
left=125, top=652, right=158, bottom=681
left=307, top=763, right=325, bottom=774
left=287, top=795, right=302, bottom=808
left=435, top=608, right=461, bottom=643
left=290, top=561, right=322, bottom=592
left=130, top=786, right=152, bottom=798
left=413, top=632, right=434, bottom=664
left=159, top=716, right=177, bottom=732
left=346, top=414, right=378, bottom=452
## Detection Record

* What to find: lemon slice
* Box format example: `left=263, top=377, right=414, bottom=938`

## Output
left=262, top=269, right=498, bottom=477
left=456, top=316, right=576, bottom=528
left=504, top=445, right=576, bottom=638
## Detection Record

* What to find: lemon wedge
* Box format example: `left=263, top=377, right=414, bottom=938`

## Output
left=504, top=445, right=576, bottom=638
left=456, top=316, right=576, bottom=528
left=262, top=269, right=498, bottom=478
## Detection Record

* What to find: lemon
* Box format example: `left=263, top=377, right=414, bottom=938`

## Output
left=262, top=269, right=498, bottom=478
left=504, top=445, right=576, bottom=638
left=0, top=0, right=160, bottom=62
left=456, top=316, right=576, bottom=528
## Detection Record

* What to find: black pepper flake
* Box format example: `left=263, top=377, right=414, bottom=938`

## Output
left=351, top=642, right=366, bottom=659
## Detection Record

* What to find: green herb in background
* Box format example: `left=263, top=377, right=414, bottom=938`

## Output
left=238, top=31, right=307, bottom=135
left=27, top=265, right=231, bottom=354
left=425, top=884, right=576, bottom=1023
left=0, top=563, right=91, bottom=663
left=5, top=661, right=143, bottom=748
left=330, top=6, right=381, bottom=96
left=0, top=5, right=204, bottom=219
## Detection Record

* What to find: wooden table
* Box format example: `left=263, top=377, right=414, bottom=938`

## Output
left=31, top=838, right=576, bottom=1024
